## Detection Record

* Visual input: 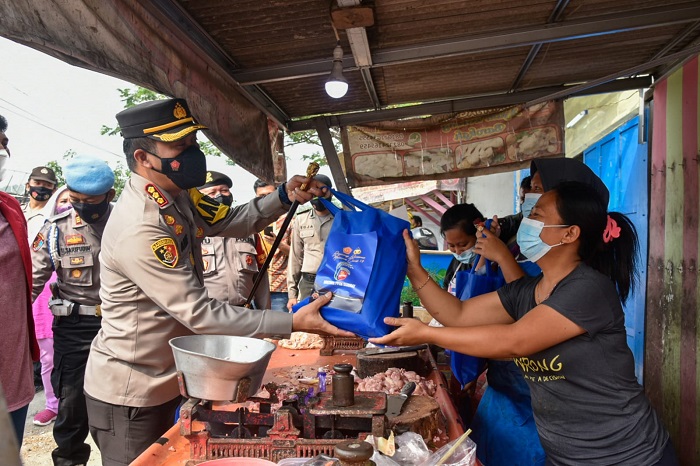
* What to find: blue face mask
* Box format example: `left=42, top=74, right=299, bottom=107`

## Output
left=521, top=193, right=541, bottom=218
left=516, top=217, right=568, bottom=262
left=452, top=248, right=475, bottom=264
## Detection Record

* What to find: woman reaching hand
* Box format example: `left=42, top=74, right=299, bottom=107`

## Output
left=371, top=181, right=676, bottom=466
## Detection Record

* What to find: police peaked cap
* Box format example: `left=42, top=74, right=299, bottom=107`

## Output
left=28, top=166, right=58, bottom=185
left=199, top=171, right=233, bottom=189
left=116, top=98, right=207, bottom=142
left=64, top=156, right=115, bottom=195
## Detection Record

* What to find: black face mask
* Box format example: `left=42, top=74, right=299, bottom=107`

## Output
left=310, top=198, right=327, bottom=211
left=29, top=186, right=53, bottom=202
left=72, top=196, right=110, bottom=224
left=213, top=194, right=233, bottom=206
left=151, top=145, right=207, bottom=189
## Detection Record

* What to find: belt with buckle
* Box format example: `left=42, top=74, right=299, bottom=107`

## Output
left=78, top=304, right=101, bottom=317
left=50, top=300, right=101, bottom=317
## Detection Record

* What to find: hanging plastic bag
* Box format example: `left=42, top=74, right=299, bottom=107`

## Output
left=449, top=220, right=506, bottom=386
left=292, top=189, right=410, bottom=339
left=419, top=432, right=477, bottom=466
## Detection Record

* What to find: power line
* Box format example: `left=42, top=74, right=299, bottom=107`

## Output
left=0, top=103, right=123, bottom=158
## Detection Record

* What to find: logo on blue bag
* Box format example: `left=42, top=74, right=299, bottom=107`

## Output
left=334, top=262, right=351, bottom=281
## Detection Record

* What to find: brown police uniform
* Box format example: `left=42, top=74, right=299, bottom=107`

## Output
left=84, top=173, right=292, bottom=409
left=31, top=207, right=110, bottom=466
left=202, top=235, right=271, bottom=308
left=287, top=207, right=334, bottom=301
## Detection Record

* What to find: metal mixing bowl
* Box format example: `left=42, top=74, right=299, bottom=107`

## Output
left=169, top=335, right=276, bottom=401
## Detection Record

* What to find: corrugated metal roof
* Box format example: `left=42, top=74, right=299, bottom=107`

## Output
left=174, top=0, right=700, bottom=130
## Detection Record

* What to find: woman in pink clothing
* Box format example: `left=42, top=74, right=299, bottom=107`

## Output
left=30, top=187, right=71, bottom=426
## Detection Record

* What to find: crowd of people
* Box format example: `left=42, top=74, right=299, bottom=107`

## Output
left=0, top=100, right=349, bottom=466
left=0, top=97, right=679, bottom=466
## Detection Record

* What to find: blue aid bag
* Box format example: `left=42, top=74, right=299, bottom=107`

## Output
left=292, top=189, right=410, bottom=340
left=450, top=221, right=506, bottom=385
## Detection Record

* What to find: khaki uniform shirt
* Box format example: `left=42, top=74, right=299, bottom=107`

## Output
left=84, top=174, right=293, bottom=407
left=287, top=208, right=334, bottom=300
left=31, top=208, right=110, bottom=305
left=202, top=235, right=271, bottom=308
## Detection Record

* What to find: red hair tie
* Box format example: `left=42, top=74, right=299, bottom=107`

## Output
left=603, top=215, right=621, bottom=243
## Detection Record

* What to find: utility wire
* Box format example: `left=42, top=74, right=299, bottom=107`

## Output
left=0, top=103, right=122, bottom=157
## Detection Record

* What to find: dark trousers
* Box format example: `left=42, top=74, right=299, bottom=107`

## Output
left=51, top=313, right=101, bottom=466
left=86, top=394, right=182, bottom=466
left=298, top=272, right=316, bottom=301
left=9, top=404, right=29, bottom=448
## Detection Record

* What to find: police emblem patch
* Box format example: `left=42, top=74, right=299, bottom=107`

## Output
left=71, top=269, right=82, bottom=278
left=32, top=233, right=45, bottom=252
left=65, top=234, right=85, bottom=245
left=151, top=238, right=179, bottom=268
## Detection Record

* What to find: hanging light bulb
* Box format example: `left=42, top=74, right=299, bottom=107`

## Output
left=325, top=43, right=348, bottom=99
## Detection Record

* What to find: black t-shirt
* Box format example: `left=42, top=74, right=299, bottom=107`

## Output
left=497, top=263, right=668, bottom=465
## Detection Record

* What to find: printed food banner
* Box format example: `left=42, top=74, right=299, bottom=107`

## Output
left=344, top=101, right=564, bottom=187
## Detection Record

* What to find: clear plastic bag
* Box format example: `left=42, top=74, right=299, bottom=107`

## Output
left=370, top=450, right=401, bottom=466
left=301, top=455, right=340, bottom=466
left=391, top=432, right=431, bottom=465
left=418, top=433, right=476, bottom=466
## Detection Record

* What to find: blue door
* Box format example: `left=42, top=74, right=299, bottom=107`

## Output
left=583, top=116, right=648, bottom=383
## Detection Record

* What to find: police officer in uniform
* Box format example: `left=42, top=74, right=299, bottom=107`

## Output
left=286, top=174, right=334, bottom=311
left=30, top=156, right=115, bottom=466
left=83, top=98, right=351, bottom=466
left=199, top=171, right=270, bottom=307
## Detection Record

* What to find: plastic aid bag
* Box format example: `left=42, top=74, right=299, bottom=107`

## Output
left=366, top=431, right=431, bottom=466
left=418, top=433, right=477, bottom=466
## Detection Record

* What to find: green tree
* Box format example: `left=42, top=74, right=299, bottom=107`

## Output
left=284, top=128, right=342, bottom=168
left=101, top=87, right=233, bottom=165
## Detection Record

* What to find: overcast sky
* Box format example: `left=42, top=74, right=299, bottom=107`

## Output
left=0, top=37, right=328, bottom=203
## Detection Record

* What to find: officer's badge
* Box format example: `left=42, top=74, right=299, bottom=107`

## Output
left=174, top=224, right=184, bottom=236
left=70, top=256, right=85, bottom=265
left=164, top=215, right=176, bottom=225
left=65, top=234, right=85, bottom=245
left=173, top=102, right=187, bottom=119
left=71, top=269, right=82, bottom=278
left=245, top=255, right=254, bottom=266
left=151, top=238, right=179, bottom=268
left=32, top=233, right=45, bottom=252
left=146, top=184, right=169, bottom=208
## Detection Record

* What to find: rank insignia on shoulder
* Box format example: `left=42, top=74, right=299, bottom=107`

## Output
left=75, top=215, right=83, bottom=225
left=65, top=234, right=85, bottom=245
left=196, top=227, right=204, bottom=238
left=146, top=184, right=169, bottom=208
left=151, top=238, right=179, bottom=268
left=164, top=215, right=176, bottom=225
left=32, top=233, right=45, bottom=252
left=174, top=224, right=184, bottom=236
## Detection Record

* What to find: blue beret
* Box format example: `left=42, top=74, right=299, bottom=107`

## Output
left=64, top=156, right=115, bottom=195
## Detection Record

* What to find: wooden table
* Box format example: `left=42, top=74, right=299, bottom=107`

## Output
left=132, top=346, right=466, bottom=465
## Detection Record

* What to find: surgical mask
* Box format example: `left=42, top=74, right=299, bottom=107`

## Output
left=213, top=194, right=233, bottom=206
left=29, top=186, right=54, bottom=202
left=516, top=217, right=568, bottom=263
left=452, top=248, right=476, bottom=265
left=55, top=203, right=73, bottom=214
left=0, top=149, right=9, bottom=181
left=151, top=145, right=207, bottom=189
left=521, top=193, right=541, bottom=218
left=72, top=196, right=110, bottom=224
